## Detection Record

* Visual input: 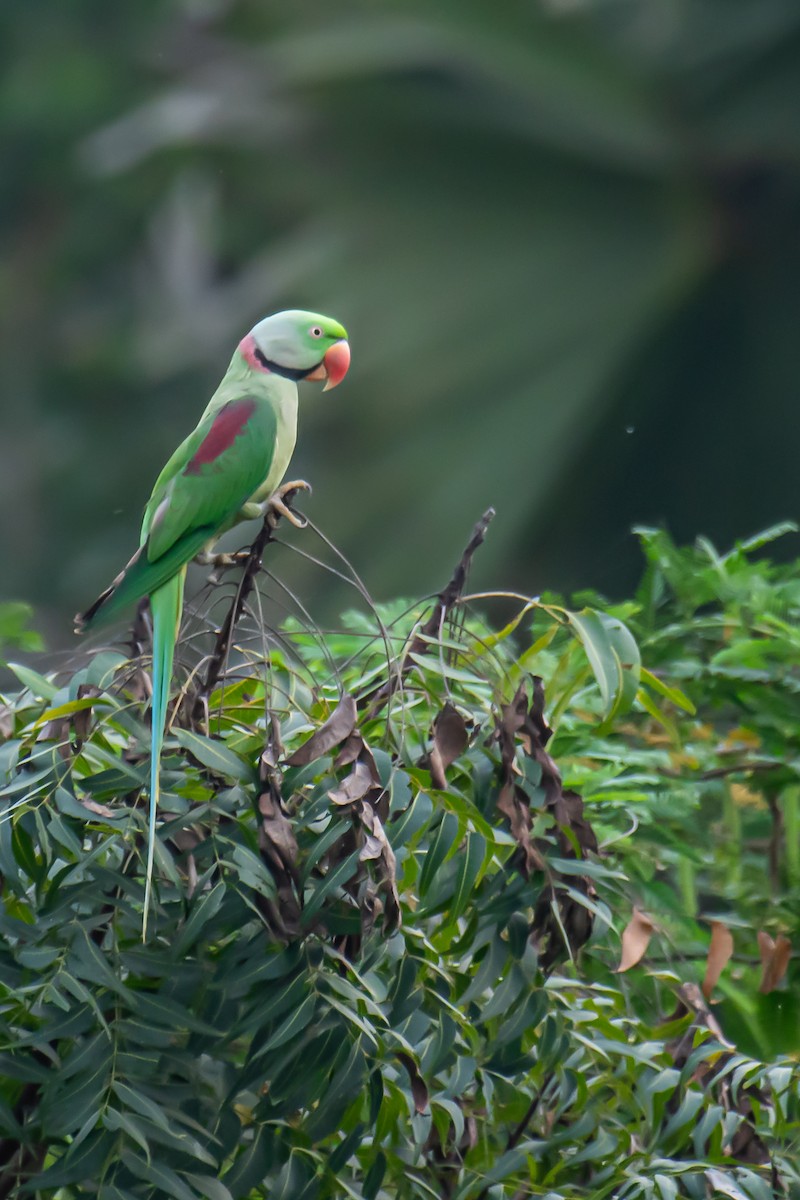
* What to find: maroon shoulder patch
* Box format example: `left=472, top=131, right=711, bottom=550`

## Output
left=184, top=398, right=257, bottom=475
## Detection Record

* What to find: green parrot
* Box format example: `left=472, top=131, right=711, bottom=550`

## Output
left=76, top=309, right=350, bottom=936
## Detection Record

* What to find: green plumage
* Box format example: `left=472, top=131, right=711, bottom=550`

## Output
left=76, top=309, right=350, bottom=937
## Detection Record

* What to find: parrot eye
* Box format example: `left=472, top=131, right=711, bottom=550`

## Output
left=309, top=326, right=323, bottom=338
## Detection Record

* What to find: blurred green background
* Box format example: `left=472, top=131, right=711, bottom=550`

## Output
left=3, top=0, right=800, bottom=647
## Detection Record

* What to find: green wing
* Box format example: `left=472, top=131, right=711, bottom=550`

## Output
left=143, top=395, right=277, bottom=558
left=79, top=396, right=277, bottom=627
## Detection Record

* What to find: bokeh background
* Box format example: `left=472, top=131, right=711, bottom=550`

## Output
left=3, top=0, right=800, bottom=647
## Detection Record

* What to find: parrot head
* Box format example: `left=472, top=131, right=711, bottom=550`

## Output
left=240, top=309, right=350, bottom=391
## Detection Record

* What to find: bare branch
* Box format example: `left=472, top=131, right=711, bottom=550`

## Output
left=358, top=507, right=495, bottom=717
left=188, top=494, right=305, bottom=724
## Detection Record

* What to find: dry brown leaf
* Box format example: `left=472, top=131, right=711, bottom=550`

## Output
left=256, top=779, right=302, bottom=940
left=328, top=759, right=376, bottom=806
left=550, top=787, right=598, bottom=857
left=665, top=982, right=732, bottom=1056
left=285, top=694, right=357, bottom=766
left=758, top=930, right=792, bottom=994
left=73, top=683, right=101, bottom=743
left=80, top=797, right=116, bottom=819
left=260, top=745, right=278, bottom=772
left=333, top=732, right=365, bottom=770
left=258, top=791, right=299, bottom=868
left=493, top=677, right=600, bottom=968
left=532, top=880, right=596, bottom=969
left=701, top=920, right=734, bottom=1000
left=496, top=781, right=545, bottom=874
left=37, top=717, right=73, bottom=762
left=359, top=834, right=383, bottom=861
left=170, top=827, right=204, bottom=897
left=428, top=703, right=469, bottom=789
left=617, top=907, right=655, bottom=972
left=358, top=802, right=400, bottom=931
left=397, top=1052, right=429, bottom=1114
left=0, top=704, right=14, bottom=740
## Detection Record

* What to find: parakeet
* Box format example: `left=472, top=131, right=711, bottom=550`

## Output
left=76, top=309, right=350, bottom=936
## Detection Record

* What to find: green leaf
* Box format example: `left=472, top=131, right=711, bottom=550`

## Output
left=639, top=666, right=696, bottom=714
left=0, top=1094, right=23, bottom=1139
left=465, top=601, right=540, bottom=659
left=323, top=994, right=379, bottom=1048
left=102, top=1107, right=151, bottom=1158
left=0, top=602, right=43, bottom=654
left=242, top=973, right=310, bottom=1042
left=703, top=1170, right=751, bottom=1200
left=184, top=1176, right=234, bottom=1200
left=636, top=685, right=680, bottom=741
left=328, top=1123, right=365, bottom=1173
left=58, top=1032, right=109, bottom=1083
left=119, top=1150, right=201, bottom=1200
left=23, top=1130, right=114, bottom=1191
left=7, top=662, right=58, bottom=700
left=84, top=650, right=129, bottom=688
left=566, top=607, right=640, bottom=720
left=223, top=1125, right=274, bottom=1198
left=363, top=1150, right=387, bottom=1200
left=98, top=1185, right=142, bottom=1200
left=174, top=728, right=254, bottom=782
left=111, top=1081, right=173, bottom=1133
left=32, top=695, right=110, bottom=731
left=449, top=831, right=487, bottom=921
left=661, top=1087, right=705, bottom=1141
left=301, top=847, right=362, bottom=924
left=39, top=1050, right=111, bottom=1137
left=269, top=1151, right=317, bottom=1200
left=228, top=844, right=277, bottom=898
left=173, top=881, right=226, bottom=954
left=69, top=928, right=129, bottom=995
left=55, top=784, right=126, bottom=822
left=418, top=810, right=460, bottom=896
left=257, top=992, right=318, bottom=1055
left=736, top=522, right=798, bottom=552
left=226, top=943, right=303, bottom=992
left=129, top=990, right=219, bottom=1036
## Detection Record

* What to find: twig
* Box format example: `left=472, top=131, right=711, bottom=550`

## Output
left=658, top=759, right=783, bottom=782
left=358, top=507, right=495, bottom=718
left=190, top=498, right=302, bottom=724
left=0, top=1081, right=47, bottom=1197
left=506, top=1085, right=545, bottom=1152
left=474, top=1072, right=552, bottom=1200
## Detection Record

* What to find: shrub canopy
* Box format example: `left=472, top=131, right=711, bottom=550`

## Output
left=0, top=518, right=799, bottom=1198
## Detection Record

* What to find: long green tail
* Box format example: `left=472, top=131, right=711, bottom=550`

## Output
left=143, top=570, right=186, bottom=939
left=77, top=525, right=213, bottom=632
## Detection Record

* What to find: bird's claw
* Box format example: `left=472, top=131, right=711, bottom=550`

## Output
left=266, top=479, right=311, bottom=530
left=194, top=550, right=250, bottom=568
left=195, top=550, right=250, bottom=582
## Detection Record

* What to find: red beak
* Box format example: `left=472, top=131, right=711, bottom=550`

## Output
left=321, top=339, right=350, bottom=391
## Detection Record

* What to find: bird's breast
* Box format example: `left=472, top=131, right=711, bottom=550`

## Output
left=250, top=383, right=299, bottom=503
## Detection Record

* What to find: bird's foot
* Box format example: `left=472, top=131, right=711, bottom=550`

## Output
left=194, top=549, right=250, bottom=569
left=265, top=479, right=311, bottom=529
left=195, top=549, right=251, bottom=583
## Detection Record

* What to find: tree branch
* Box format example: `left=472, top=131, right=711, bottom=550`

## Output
left=358, top=507, right=495, bottom=718
left=189, top=498, right=303, bottom=725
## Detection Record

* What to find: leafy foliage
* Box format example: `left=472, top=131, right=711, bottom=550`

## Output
left=0, top=604, right=43, bottom=660
left=0, top=524, right=799, bottom=1197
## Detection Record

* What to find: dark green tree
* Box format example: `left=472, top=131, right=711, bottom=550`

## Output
left=0, top=514, right=798, bottom=1197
